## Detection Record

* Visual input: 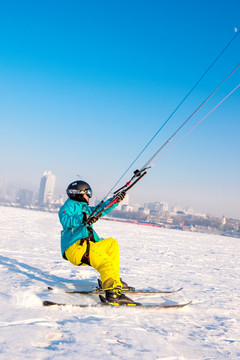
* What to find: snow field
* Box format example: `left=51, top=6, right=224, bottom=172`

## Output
left=0, top=206, right=240, bottom=359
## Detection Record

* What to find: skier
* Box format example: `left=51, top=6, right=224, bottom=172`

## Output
left=58, top=180, right=137, bottom=305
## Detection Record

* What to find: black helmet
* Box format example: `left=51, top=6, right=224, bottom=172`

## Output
left=66, top=180, right=92, bottom=202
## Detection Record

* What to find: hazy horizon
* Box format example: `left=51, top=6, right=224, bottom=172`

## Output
left=0, top=170, right=239, bottom=220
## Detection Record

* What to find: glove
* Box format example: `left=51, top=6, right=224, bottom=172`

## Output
left=87, top=215, right=98, bottom=226
left=115, top=191, right=126, bottom=203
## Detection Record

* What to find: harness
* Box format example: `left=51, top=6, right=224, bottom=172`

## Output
left=78, top=236, right=95, bottom=266
left=78, top=213, right=95, bottom=266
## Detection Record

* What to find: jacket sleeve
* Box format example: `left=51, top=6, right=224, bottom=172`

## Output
left=59, top=202, right=84, bottom=229
left=91, top=197, right=119, bottom=218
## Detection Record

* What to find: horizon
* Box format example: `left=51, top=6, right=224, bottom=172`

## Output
left=1, top=170, right=239, bottom=220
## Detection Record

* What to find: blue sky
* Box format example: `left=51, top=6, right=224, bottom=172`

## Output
left=0, top=0, right=239, bottom=219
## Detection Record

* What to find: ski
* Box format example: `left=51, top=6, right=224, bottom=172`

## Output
left=47, top=286, right=183, bottom=295
left=43, top=300, right=101, bottom=308
left=99, top=295, right=191, bottom=308
left=43, top=298, right=191, bottom=309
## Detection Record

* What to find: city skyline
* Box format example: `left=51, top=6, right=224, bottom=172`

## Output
left=0, top=1, right=239, bottom=220
left=0, top=169, right=238, bottom=220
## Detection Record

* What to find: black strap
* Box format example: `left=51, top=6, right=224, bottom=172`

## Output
left=87, top=225, right=95, bottom=242
left=82, top=211, right=96, bottom=241
left=79, top=239, right=91, bottom=266
left=78, top=234, right=95, bottom=266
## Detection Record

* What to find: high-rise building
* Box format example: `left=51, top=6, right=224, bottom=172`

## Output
left=38, top=170, right=56, bottom=204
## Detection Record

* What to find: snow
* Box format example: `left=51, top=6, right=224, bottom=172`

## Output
left=0, top=206, right=240, bottom=359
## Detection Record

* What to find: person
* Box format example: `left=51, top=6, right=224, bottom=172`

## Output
left=58, top=180, right=137, bottom=305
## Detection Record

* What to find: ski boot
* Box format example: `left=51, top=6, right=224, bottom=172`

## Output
left=120, top=278, right=135, bottom=292
left=105, top=287, right=140, bottom=306
left=97, top=278, right=135, bottom=292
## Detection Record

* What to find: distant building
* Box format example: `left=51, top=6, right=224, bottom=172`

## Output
left=159, top=202, right=168, bottom=212
left=185, top=206, right=195, bottom=215
left=121, top=204, right=133, bottom=212
left=56, top=194, right=67, bottom=205
left=38, top=170, right=56, bottom=205
left=145, top=202, right=161, bottom=212
left=115, top=193, right=130, bottom=210
left=146, top=201, right=168, bottom=212
left=16, top=189, right=34, bottom=206
left=0, top=174, right=8, bottom=200
left=131, top=203, right=141, bottom=212
left=221, top=215, right=226, bottom=226
left=139, top=207, right=150, bottom=215
left=172, top=204, right=184, bottom=214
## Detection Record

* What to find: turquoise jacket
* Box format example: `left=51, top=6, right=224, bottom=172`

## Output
left=58, top=197, right=118, bottom=258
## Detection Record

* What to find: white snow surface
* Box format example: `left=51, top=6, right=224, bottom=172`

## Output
left=0, top=206, right=240, bottom=360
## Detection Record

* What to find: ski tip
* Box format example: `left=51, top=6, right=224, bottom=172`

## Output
left=174, top=300, right=192, bottom=308
left=43, top=300, right=57, bottom=307
left=177, top=287, right=184, bottom=292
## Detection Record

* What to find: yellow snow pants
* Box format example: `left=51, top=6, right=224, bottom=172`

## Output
left=64, top=238, right=122, bottom=290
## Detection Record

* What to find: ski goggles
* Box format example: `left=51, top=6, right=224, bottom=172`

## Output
left=85, top=188, right=92, bottom=198
left=67, top=188, right=92, bottom=198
